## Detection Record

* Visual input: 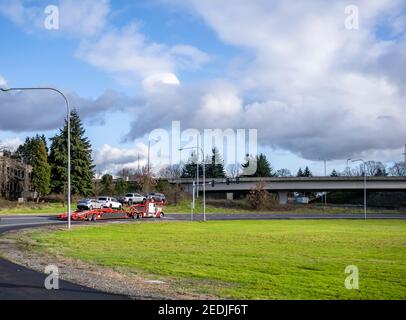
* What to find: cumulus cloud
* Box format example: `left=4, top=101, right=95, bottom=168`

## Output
left=130, top=0, right=406, bottom=161
left=93, top=143, right=147, bottom=172
left=2, top=0, right=406, bottom=163
left=0, top=75, right=6, bottom=86
left=0, top=137, right=23, bottom=151
left=76, top=24, right=210, bottom=85
left=142, top=72, right=181, bottom=93
left=0, top=0, right=110, bottom=37
left=0, top=90, right=129, bottom=132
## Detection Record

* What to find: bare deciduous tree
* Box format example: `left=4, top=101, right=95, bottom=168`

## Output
left=389, top=162, right=406, bottom=176
left=276, top=168, right=292, bottom=177
left=158, top=164, right=183, bottom=180
left=226, top=163, right=241, bottom=178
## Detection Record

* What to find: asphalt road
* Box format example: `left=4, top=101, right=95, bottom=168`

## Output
left=0, top=216, right=128, bottom=300
left=0, top=212, right=405, bottom=300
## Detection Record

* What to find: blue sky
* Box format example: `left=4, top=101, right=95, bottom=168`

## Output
left=0, top=0, right=405, bottom=176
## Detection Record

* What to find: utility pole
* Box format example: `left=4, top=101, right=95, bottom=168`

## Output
left=196, top=138, right=199, bottom=198
left=403, top=144, right=406, bottom=163
left=351, top=159, right=367, bottom=220
left=319, top=159, right=331, bottom=205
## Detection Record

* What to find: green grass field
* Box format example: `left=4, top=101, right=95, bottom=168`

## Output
left=165, top=200, right=406, bottom=214
left=0, top=202, right=74, bottom=215
left=30, top=220, right=406, bottom=299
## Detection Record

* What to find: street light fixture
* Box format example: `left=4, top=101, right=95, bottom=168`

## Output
left=350, top=158, right=367, bottom=220
left=319, top=158, right=331, bottom=205
left=147, top=138, right=160, bottom=187
left=179, top=145, right=206, bottom=222
left=0, top=87, right=72, bottom=229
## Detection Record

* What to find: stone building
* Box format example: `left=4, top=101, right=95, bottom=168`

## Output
left=0, top=156, right=32, bottom=200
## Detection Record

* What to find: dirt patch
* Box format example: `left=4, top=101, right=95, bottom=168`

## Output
left=0, top=225, right=219, bottom=300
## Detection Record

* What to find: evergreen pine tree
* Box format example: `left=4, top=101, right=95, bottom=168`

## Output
left=114, top=178, right=128, bottom=195
left=15, top=135, right=51, bottom=200
left=31, top=139, right=51, bottom=200
left=181, top=151, right=199, bottom=178
left=205, top=148, right=226, bottom=178
left=241, top=153, right=273, bottom=177
left=256, top=153, right=273, bottom=177
left=297, top=168, right=304, bottom=177
left=49, top=110, right=95, bottom=196
left=330, top=169, right=339, bottom=177
left=100, top=174, right=114, bottom=195
left=303, top=166, right=313, bottom=177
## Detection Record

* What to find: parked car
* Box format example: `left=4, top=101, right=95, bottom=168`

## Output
left=119, top=193, right=146, bottom=205
left=97, top=196, right=123, bottom=209
left=145, top=192, right=166, bottom=203
left=77, top=198, right=102, bottom=211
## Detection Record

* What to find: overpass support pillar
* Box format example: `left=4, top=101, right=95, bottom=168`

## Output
left=278, top=191, right=288, bottom=205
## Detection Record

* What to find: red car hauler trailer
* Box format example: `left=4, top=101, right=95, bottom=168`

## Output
left=57, top=199, right=165, bottom=221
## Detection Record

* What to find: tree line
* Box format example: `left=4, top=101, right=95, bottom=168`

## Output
left=159, top=152, right=406, bottom=180
left=8, top=110, right=94, bottom=200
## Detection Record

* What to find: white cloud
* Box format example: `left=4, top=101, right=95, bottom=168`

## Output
left=76, top=24, right=209, bottom=87
left=94, top=143, right=147, bottom=169
left=0, top=137, right=23, bottom=152
left=135, top=0, right=406, bottom=161
left=170, top=44, right=211, bottom=70
left=0, top=90, right=128, bottom=132
left=142, top=72, right=181, bottom=93
left=0, top=0, right=110, bottom=37
left=76, top=25, right=174, bottom=81
left=93, top=142, right=169, bottom=174
left=0, top=75, right=6, bottom=86
left=57, top=0, right=110, bottom=37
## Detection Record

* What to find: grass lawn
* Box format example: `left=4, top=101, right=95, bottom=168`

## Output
left=165, top=199, right=406, bottom=214
left=0, top=202, right=74, bottom=215
left=30, top=220, right=406, bottom=299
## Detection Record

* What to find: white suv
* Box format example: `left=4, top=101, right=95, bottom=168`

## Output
left=97, top=197, right=122, bottom=209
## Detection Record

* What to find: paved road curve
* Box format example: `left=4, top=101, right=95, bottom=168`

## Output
left=0, top=212, right=405, bottom=300
left=0, top=216, right=128, bottom=300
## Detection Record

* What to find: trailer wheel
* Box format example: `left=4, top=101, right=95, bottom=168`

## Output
left=87, top=215, right=92, bottom=222
left=137, top=214, right=142, bottom=219
left=91, top=214, right=97, bottom=222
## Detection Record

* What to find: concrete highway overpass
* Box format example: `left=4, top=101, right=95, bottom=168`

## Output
left=169, top=177, right=406, bottom=204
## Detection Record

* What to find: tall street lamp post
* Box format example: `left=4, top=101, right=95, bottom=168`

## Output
left=179, top=145, right=206, bottom=222
left=0, top=87, right=71, bottom=229
left=147, top=138, right=159, bottom=192
left=319, top=159, right=331, bottom=205
left=350, top=158, right=367, bottom=220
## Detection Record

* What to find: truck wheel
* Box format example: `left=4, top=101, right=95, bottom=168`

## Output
left=91, top=214, right=97, bottom=222
left=137, top=214, right=142, bottom=219
left=87, top=215, right=92, bottom=222
left=160, top=212, right=164, bottom=218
